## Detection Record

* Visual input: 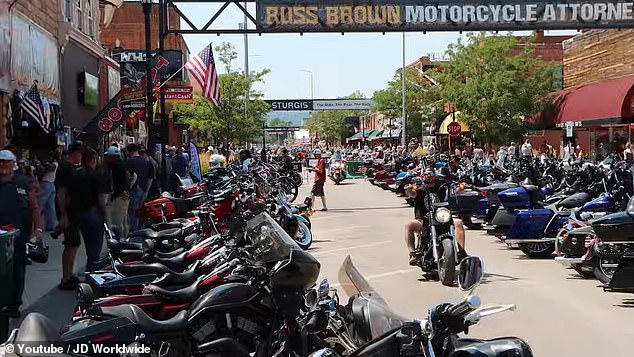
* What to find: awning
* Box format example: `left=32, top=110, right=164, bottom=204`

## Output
left=347, top=129, right=372, bottom=141
left=367, top=130, right=382, bottom=140
left=551, top=74, right=634, bottom=127
left=438, top=112, right=470, bottom=134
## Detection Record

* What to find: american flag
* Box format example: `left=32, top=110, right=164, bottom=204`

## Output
left=185, top=43, right=221, bottom=106
left=18, top=82, right=49, bottom=133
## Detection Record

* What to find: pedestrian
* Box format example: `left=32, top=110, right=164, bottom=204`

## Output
left=171, top=146, right=189, bottom=190
left=140, top=146, right=158, bottom=198
left=309, top=149, right=327, bottom=211
left=521, top=139, right=533, bottom=157
left=624, top=143, right=634, bottom=163
left=37, top=150, right=60, bottom=232
left=125, top=143, right=149, bottom=232
left=76, top=148, right=108, bottom=272
left=0, top=149, right=43, bottom=340
left=104, top=146, right=132, bottom=237
left=55, top=141, right=84, bottom=290
left=508, top=142, right=517, bottom=159
left=238, top=149, right=254, bottom=172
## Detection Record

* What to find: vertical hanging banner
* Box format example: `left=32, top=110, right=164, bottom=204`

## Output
left=120, top=61, right=147, bottom=110
left=189, top=142, right=202, bottom=180
left=256, top=0, right=634, bottom=33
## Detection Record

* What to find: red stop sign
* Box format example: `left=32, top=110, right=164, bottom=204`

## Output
left=447, top=122, right=462, bottom=137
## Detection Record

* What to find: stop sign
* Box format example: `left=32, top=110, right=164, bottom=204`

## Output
left=447, top=122, right=462, bottom=137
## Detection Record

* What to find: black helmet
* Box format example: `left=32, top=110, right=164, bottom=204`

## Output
left=26, top=241, right=49, bottom=264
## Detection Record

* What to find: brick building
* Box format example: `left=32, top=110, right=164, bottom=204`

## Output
left=531, top=29, right=634, bottom=158
left=100, top=1, right=190, bottom=147
left=0, top=0, right=121, bottom=150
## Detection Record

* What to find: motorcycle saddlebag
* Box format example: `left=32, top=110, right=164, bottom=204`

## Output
left=591, top=212, right=634, bottom=243
left=506, top=209, right=554, bottom=239
left=144, top=197, right=177, bottom=222
left=606, top=253, right=634, bottom=291
left=498, top=187, right=530, bottom=210
left=559, top=231, right=589, bottom=257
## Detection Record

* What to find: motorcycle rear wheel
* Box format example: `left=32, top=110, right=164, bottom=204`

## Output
left=593, top=256, right=617, bottom=284
left=519, top=242, right=555, bottom=258
left=439, top=236, right=456, bottom=287
left=573, top=264, right=596, bottom=279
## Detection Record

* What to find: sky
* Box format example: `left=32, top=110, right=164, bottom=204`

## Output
left=177, top=2, right=576, bottom=101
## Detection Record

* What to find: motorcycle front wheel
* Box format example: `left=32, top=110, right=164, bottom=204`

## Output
left=439, top=236, right=456, bottom=287
left=295, top=221, right=313, bottom=250
left=281, top=177, right=299, bottom=202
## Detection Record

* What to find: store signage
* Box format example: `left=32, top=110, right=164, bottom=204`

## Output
left=265, top=98, right=373, bottom=111
left=257, top=1, right=634, bottom=32
left=266, top=99, right=313, bottom=111
left=166, top=86, right=193, bottom=103
left=265, top=127, right=301, bottom=133
left=113, top=50, right=183, bottom=81
left=565, top=121, right=574, bottom=137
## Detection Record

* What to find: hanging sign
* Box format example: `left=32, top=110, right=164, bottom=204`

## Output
left=166, top=86, right=194, bottom=103
left=565, top=121, right=574, bottom=137
left=257, top=1, right=634, bottom=33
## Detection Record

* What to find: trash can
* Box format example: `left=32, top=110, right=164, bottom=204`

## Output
left=0, top=228, right=17, bottom=340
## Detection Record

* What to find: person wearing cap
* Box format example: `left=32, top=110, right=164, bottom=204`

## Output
left=55, top=141, right=85, bottom=290
left=104, top=146, right=132, bottom=237
left=308, top=149, right=327, bottom=211
left=0, top=149, right=43, bottom=339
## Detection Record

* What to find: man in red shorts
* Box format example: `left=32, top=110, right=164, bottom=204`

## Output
left=309, top=149, right=327, bottom=211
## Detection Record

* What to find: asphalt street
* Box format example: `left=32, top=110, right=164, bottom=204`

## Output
left=21, top=174, right=634, bottom=356
left=305, top=177, right=634, bottom=357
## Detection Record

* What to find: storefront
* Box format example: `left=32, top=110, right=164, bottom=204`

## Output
left=547, top=74, right=634, bottom=157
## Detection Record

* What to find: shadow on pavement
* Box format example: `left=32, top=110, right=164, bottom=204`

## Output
left=614, top=298, right=634, bottom=308
left=326, top=206, right=410, bottom=212
left=481, top=272, right=520, bottom=284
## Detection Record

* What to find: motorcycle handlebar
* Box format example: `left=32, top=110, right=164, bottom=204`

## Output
left=445, top=295, right=481, bottom=320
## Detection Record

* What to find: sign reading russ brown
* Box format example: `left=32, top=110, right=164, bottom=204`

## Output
left=257, top=0, right=634, bottom=32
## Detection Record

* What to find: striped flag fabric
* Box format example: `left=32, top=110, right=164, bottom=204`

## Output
left=18, top=82, right=49, bottom=133
left=185, top=43, right=221, bottom=106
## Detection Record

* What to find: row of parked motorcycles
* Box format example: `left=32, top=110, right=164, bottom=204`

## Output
left=2, top=159, right=535, bottom=356
left=366, top=153, right=634, bottom=294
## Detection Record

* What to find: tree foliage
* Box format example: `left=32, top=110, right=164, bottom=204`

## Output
left=435, top=32, right=556, bottom=145
left=267, top=118, right=292, bottom=127
left=173, top=42, right=270, bottom=145
left=306, top=91, right=366, bottom=145
left=372, top=66, right=442, bottom=142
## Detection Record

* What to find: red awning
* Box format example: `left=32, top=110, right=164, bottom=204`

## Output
left=552, top=75, right=634, bottom=127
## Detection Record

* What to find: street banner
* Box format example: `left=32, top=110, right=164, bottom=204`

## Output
left=257, top=0, right=634, bottom=33
left=120, top=61, right=147, bottom=110
left=313, top=99, right=372, bottom=110
left=189, top=142, right=202, bottom=180
left=113, top=50, right=184, bottom=81
left=166, top=86, right=193, bottom=103
left=265, top=99, right=313, bottom=111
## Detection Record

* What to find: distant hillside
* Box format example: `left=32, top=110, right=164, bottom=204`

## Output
left=265, top=111, right=311, bottom=127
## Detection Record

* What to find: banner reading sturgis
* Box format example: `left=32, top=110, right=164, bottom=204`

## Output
left=256, top=0, right=634, bottom=32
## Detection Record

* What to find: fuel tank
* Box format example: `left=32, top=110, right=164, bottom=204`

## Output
left=558, top=192, right=592, bottom=209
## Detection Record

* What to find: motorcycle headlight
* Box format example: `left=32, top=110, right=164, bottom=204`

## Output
left=435, top=207, right=452, bottom=223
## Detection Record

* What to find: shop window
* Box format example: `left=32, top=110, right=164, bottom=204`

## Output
left=64, top=0, right=73, bottom=22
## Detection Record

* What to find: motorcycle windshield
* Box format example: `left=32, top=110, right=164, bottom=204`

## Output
left=338, top=255, right=408, bottom=339
left=246, top=212, right=296, bottom=263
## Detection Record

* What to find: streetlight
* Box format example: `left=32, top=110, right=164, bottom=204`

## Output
left=299, top=69, right=314, bottom=100
left=401, top=32, right=407, bottom=147
left=141, top=0, right=153, bottom=151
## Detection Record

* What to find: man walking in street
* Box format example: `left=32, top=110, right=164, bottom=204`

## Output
left=55, top=141, right=84, bottom=290
left=76, top=148, right=108, bottom=272
left=104, top=146, right=132, bottom=237
left=37, top=150, right=59, bottom=232
left=309, top=149, right=328, bottom=211
left=125, top=143, right=149, bottom=232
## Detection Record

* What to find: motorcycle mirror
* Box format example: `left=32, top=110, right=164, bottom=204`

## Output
left=457, top=256, right=484, bottom=292
left=318, top=279, right=330, bottom=300
left=305, top=289, right=318, bottom=309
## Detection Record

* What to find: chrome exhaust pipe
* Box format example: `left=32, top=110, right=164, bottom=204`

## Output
left=503, top=238, right=556, bottom=244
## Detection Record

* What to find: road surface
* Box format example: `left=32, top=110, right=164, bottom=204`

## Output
left=305, top=177, right=634, bottom=357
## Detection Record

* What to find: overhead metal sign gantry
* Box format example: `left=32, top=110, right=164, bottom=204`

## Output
left=164, top=0, right=634, bottom=35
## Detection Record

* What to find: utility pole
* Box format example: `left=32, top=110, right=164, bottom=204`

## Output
left=401, top=32, right=407, bottom=147
left=142, top=0, right=152, bottom=150
left=242, top=1, right=249, bottom=144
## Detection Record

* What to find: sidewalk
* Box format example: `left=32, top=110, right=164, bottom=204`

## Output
left=19, top=233, right=87, bottom=329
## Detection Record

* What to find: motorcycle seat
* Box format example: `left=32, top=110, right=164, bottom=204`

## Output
left=151, top=218, right=193, bottom=231
left=99, top=304, right=189, bottom=333
left=148, top=251, right=188, bottom=271
left=153, top=261, right=202, bottom=287
left=145, top=280, right=200, bottom=304
left=116, top=262, right=176, bottom=276
left=143, top=239, right=186, bottom=258
left=108, top=238, right=143, bottom=252
left=129, top=227, right=184, bottom=240
left=15, top=313, right=61, bottom=343
left=116, top=249, right=144, bottom=262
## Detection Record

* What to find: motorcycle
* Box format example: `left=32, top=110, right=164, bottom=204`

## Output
left=309, top=255, right=533, bottom=357
left=329, top=160, right=347, bottom=185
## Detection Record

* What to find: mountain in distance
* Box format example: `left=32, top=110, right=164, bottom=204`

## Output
left=265, top=111, right=311, bottom=127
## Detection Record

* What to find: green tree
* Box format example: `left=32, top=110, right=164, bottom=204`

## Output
left=306, top=91, right=366, bottom=145
left=267, top=117, right=292, bottom=127
left=436, top=32, right=555, bottom=146
left=173, top=42, right=271, bottom=145
left=372, top=66, right=442, bottom=142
